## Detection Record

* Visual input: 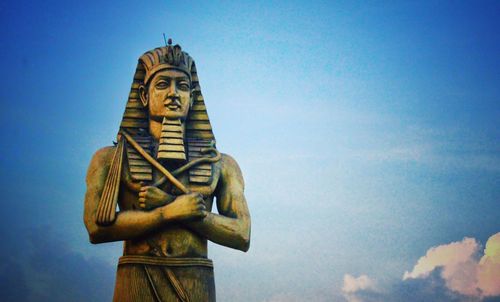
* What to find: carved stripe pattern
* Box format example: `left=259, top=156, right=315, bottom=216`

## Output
left=118, top=47, right=217, bottom=185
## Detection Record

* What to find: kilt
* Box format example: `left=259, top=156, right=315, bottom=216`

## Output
left=113, top=255, right=215, bottom=302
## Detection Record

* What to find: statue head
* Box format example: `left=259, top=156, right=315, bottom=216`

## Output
left=118, top=42, right=216, bottom=184
left=140, top=68, right=192, bottom=122
left=138, top=44, right=194, bottom=122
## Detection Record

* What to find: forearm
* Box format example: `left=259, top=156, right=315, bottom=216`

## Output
left=85, top=193, right=206, bottom=244
left=86, top=207, right=166, bottom=243
left=186, top=212, right=250, bottom=252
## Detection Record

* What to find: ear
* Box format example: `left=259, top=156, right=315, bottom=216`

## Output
left=139, top=85, right=148, bottom=107
left=190, top=89, right=195, bottom=107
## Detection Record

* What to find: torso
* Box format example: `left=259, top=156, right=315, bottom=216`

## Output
left=119, top=157, right=221, bottom=258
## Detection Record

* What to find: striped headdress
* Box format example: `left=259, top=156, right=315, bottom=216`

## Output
left=119, top=44, right=216, bottom=185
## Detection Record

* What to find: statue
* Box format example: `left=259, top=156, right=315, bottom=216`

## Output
left=83, top=40, right=251, bottom=302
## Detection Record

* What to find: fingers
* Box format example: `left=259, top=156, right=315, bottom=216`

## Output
left=138, top=186, right=167, bottom=209
left=194, top=196, right=206, bottom=217
left=192, top=210, right=207, bottom=219
left=197, top=202, right=206, bottom=211
left=137, top=188, right=147, bottom=209
left=140, top=185, right=157, bottom=192
left=187, top=193, right=205, bottom=208
left=191, top=192, right=204, bottom=204
left=184, top=193, right=206, bottom=216
left=197, top=195, right=206, bottom=206
left=138, top=196, right=146, bottom=209
left=187, top=192, right=202, bottom=198
left=138, top=188, right=155, bottom=198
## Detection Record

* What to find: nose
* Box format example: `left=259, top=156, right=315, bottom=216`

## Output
left=167, top=80, right=178, bottom=98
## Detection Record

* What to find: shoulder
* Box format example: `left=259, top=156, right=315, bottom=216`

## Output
left=220, top=153, right=242, bottom=173
left=219, top=153, right=244, bottom=186
left=86, top=146, right=116, bottom=184
left=89, top=146, right=116, bottom=167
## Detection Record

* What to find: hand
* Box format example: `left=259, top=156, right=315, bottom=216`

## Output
left=138, top=186, right=174, bottom=210
left=164, top=192, right=207, bottom=221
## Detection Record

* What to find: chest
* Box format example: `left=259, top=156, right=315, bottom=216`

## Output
left=119, top=161, right=220, bottom=211
left=156, top=167, right=220, bottom=198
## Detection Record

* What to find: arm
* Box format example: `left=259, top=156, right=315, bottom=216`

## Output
left=186, top=154, right=251, bottom=252
left=83, top=147, right=205, bottom=244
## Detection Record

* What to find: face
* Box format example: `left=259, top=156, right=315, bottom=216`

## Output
left=140, top=69, right=192, bottom=121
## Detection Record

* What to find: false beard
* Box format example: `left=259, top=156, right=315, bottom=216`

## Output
left=157, top=117, right=186, bottom=162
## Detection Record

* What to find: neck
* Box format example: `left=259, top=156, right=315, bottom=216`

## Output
left=149, top=119, right=162, bottom=140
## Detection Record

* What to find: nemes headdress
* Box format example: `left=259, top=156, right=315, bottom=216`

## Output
left=140, top=43, right=192, bottom=85
left=95, top=42, right=218, bottom=226
left=120, top=42, right=216, bottom=183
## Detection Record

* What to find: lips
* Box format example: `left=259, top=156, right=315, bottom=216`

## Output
left=166, top=104, right=180, bottom=111
left=164, top=99, right=181, bottom=111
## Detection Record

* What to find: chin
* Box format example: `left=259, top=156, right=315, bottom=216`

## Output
left=162, top=111, right=188, bottom=120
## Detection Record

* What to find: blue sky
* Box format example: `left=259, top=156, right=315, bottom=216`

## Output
left=0, top=1, right=499, bottom=301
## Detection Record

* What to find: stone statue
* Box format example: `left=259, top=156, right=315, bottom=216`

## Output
left=83, top=40, right=251, bottom=302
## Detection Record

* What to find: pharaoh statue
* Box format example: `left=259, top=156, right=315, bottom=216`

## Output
left=83, top=40, right=251, bottom=302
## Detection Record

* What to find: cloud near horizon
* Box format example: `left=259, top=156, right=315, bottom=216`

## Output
left=342, top=274, right=378, bottom=302
left=404, top=233, right=500, bottom=298
left=342, top=232, right=500, bottom=302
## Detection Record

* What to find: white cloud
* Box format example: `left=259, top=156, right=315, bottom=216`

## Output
left=341, top=232, right=500, bottom=302
left=477, top=232, right=500, bottom=296
left=342, top=274, right=377, bottom=293
left=342, top=274, right=377, bottom=302
left=403, top=232, right=500, bottom=298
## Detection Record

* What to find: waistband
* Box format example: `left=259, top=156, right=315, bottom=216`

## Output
left=118, top=255, right=213, bottom=268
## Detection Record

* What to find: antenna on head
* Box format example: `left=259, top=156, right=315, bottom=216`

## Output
left=163, top=33, right=167, bottom=46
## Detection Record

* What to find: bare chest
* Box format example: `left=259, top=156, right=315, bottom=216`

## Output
left=119, top=163, right=220, bottom=257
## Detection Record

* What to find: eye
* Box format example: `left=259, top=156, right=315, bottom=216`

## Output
left=178, top=81, right=190, bottom=91
left=155, top=80, right=168, bottom=89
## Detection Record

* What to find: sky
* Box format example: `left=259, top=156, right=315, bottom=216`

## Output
left=0, top=0, right=499, bottom=301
